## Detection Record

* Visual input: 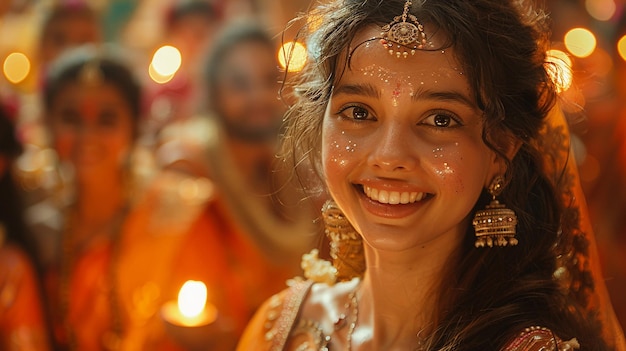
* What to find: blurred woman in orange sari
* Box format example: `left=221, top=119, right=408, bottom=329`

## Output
left=41, top=47, right=141, bottom=351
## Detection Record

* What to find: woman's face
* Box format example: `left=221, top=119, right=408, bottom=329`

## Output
left=48, top=80, right=134, bottom=183
left=40, top=13, right=101, bottom=65
left=322, top=26, right=501, bottom=253
left=213, top=41, right=283, bottom=141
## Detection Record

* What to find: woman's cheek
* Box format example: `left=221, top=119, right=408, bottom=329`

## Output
left=109, top=130, right=133, bottom=167
left=324, top=130, right=359, bottom=169
left=429, top=142, right=465, bottom=194
left=52, top=132, right=75, bottom=161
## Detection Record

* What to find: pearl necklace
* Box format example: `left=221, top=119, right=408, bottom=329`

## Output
left=345, top=289, right=359, bottom=351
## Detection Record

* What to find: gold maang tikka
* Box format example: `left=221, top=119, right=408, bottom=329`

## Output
left=79, top=59, right=104, bottom=86
left=473, top=176, right=519, bottom=248
left=380, top=0, right=430, bottom=58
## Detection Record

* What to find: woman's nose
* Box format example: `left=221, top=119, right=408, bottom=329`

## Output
left=367, top=122, right=418, bottom=172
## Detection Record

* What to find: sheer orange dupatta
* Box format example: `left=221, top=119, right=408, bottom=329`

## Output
left=538, top=105, right=625, bottom=350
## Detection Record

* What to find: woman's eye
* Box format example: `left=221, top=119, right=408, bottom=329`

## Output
left=352, top=106, right=369, bottom=120
left=338, top=105, right=372, bottom=121
left=422, top=113, right=460, bottom=128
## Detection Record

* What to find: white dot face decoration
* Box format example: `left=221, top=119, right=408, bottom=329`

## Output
left=359, top=65, right=415, bottom=107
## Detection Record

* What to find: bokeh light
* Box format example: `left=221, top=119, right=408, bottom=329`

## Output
left=278, top=41, right=307, bottom=72
left=564, top=28, right=597, bottom=58
left=618, top=35, right=626, bottom=62
left=3, top=52, right=31, bottom=84
left=585, top=0, right=616, bottom=21
left=148, top=64, right=174, bottom=84
left=546, top=49, right=573, bottom=93
left=150, top=45, right=182, bottom=77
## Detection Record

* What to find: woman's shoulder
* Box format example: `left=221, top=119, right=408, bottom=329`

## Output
left=503, top=326, right=580, bottom=351
left=237, top=278, right=359, bottom=351
left=237, top=278, right=314, bottom=351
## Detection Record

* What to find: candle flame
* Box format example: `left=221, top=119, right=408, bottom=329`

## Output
left=177, top=280, right=207, bottom=319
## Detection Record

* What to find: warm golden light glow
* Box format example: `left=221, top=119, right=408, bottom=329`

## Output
left=618, top=35, right=626, bottom=62
left=177, top=280, right=207, bottom=319
left=546, top=49, right=573, bottom=93
left=151, top=45, right=182, bottom=77
left=278, top=41, right=307, bottom=72
left=148, top=63, right=174, bottom=84
left=564, top=28, right=597, bottom=58
left=3, top=52, right=31, bottom=84
left=585, top=0, right=616, bottom=21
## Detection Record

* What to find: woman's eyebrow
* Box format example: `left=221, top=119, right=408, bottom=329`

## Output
left=331, top=83, right=476, bottom=109
left=414, top=89, right=476, bottom=108
left=332, top=83, right=380, bottom=99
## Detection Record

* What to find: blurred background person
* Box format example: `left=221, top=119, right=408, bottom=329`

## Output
left=142, top=0, right=222, bottom=140
left=0, top=105, right=52, bottom=351
left=164, top=20, right=319, bottom=316
left=117, top=21, right=318, bottom=350
left=40, top=47, right=141, bottom=351
left=14, top=1, right=104, bottom=255
left=38, top=1, right=101, bottom=78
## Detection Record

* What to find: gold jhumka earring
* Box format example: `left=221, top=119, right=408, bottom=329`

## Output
left=473, top=176, right=519, bottom=247
left=322, top=200, right=365, bottom=282
left=380, top=0, right=431, bottom=58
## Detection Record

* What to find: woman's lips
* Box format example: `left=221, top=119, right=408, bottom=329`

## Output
left=356, top=184, right=433, bottom=219
left=363, top=185, right=426, bottom=204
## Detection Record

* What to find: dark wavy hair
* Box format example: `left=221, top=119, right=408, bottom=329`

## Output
left=280, top=0, right=609, bottom=349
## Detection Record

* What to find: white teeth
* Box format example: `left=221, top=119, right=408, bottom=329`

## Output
left=363, top=186, right=426, bottom=205
left=370, top=188, right=378, bottom=199
left=378, top=190, right=389, bottom=204
left=416, top=192, right=425, bottom=201
left=389, top=191, right=400, bottom=204
left=400, top=192, right=410, bottom=204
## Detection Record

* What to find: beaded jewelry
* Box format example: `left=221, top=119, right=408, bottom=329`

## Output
left=380, top=0, right=431, bottom=58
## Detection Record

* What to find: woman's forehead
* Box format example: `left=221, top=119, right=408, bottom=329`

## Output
left=347, top=25, right=456, bottom=68
left=334, top=26, right=470, bottom=95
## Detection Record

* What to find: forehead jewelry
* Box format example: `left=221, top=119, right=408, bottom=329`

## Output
left=380, top=0, right=430, bottom=58
left=79, top=60, right=104, bottom=86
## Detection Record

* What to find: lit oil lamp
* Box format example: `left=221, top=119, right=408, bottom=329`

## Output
left=161, top=280, right=219, bottom=350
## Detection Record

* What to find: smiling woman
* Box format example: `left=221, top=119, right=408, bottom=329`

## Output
left=322, top=33, right=495, bottom=251
left=237, top=0, right=625, bottom=350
